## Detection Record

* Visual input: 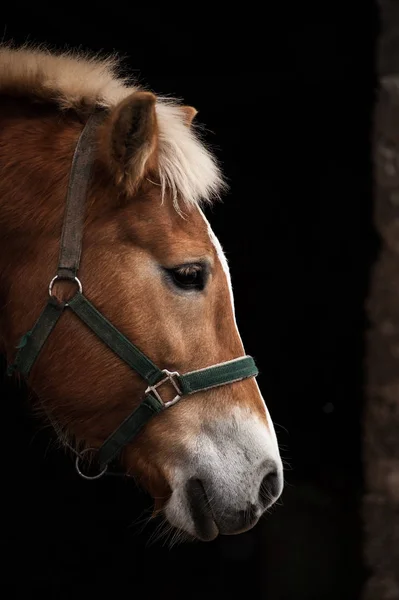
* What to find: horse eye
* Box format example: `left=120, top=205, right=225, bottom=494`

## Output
left=166, top=263, right=206, bottom=291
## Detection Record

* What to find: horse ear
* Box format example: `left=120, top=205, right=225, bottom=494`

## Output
left=103, top=91, right=158, bottom=194
left=180, top=105, right=198, bottom=127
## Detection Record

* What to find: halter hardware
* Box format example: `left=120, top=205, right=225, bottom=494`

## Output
left=49, top=275, right=83, bottom=300
left=145, top=369, right=182, bottom=408
left=75, top=447, right=108, bottom=481
left=7, top=109, right=259, bottom=479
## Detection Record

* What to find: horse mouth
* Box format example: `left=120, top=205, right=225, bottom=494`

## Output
left=186, top=478, right=219, bottom=542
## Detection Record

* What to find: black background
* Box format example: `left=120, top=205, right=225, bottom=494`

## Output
left=0, top=5, right=378, bottom=599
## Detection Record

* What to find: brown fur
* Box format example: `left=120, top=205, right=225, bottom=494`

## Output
left=0, top=48, right=267, bottom=508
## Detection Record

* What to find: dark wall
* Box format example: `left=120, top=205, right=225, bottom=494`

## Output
left=0, top=7, right=378, bottom=599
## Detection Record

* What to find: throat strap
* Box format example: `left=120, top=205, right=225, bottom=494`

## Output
left=7, top=299, right=65, bottom=377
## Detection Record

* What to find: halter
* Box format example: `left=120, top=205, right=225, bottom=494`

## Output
left=7, top=110, right=259, bottom=479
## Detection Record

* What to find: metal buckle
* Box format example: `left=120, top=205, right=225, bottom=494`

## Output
left=49, top=275, right=82, bottom=305
left=75, top=447, right=108, bottom=481
left=145, top=369, right=182, bottom=408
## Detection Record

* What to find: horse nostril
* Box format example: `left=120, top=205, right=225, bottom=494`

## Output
left=186, top=478, right=219, bottom=542
left=259, top=469, right=280, bottom=505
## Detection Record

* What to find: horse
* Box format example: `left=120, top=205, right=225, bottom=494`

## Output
left=0, top=45, right=283, bottom=542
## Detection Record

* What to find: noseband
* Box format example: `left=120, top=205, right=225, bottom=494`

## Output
left=7, top=110, right=259, bottom=479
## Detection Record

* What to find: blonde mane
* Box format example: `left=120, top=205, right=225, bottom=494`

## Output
left=0, top=45, right=225, bottom=210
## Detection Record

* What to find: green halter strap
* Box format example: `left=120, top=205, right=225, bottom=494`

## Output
left=7, top=110, right=259, bottom=478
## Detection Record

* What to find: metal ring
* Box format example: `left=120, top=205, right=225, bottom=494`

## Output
left=75, top=447, right=108, bottom=481
left=48, top=275, right=83, bottom=298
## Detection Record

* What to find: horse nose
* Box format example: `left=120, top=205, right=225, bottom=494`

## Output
left=217, top=463, right=283, bottom=535
left=186, top=478, right=262, bottom=538
left=186, top=462, right=283, bottom=539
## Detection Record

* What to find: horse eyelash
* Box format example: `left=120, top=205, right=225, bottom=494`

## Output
left=174, top=264, right=203, bottom=276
